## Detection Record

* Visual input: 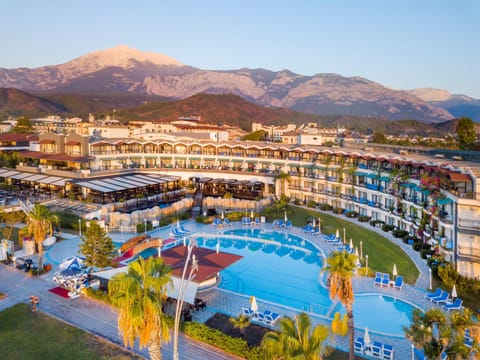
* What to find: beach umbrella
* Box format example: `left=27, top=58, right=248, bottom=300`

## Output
left=177, top=219, right=180, bottom=228
left=318, top=218, right=321, bottom=230
left=157, top=247, right=161, bottom=257
left=60, top=256, right=84, bottom=271
left=221, top=210, right=224, bottom=220
left=393, top=264, right=398, bottom=278
left=0, top=245, right=6, bottom=261
left=59, top=268, right=84, bottom=279
left=349, top=238, right=354, bottom=250
left=364, top=326, right=371, bottom=347
left=284, top=211, right=288, bottom=222
left=335, top=229, right=340, bottom=239
left=251, top=210, right=254, bottom=219
left=216, top=242, right=220, bottom=254
left=451, top=284, right=457, bottom=299
left=250, top=296, right=258, bottom=312
left=312, top=219, right=316, bottom=228
left=355, top=247, right=360, bottom=266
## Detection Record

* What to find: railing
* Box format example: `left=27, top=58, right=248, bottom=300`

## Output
left=457, top=245, right=480, bottom=261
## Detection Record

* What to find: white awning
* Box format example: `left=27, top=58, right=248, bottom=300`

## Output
left=10, top=172, right=33, bottom=180
left=38, top=176, right=63, bottom=184
left=23, top=174, right=49, bottom=182
left=0, top=170, right=20, bottom=177
left=94, top=269, right=198, bottom=305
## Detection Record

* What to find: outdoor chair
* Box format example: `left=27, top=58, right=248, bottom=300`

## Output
left=431, top=291, right=450, bottom=305
left=241, top=307, right=253, bottom=317
left=394, top=275, right=404, bottom=290
left=374, top=272, right=383, bottom=286
left=382, top=344, right=394, bottom=360
left=443, top=298, right=463, bottom=311
left=424, top=288, right=442, bottom=301
left=354, top=337, right=365, bottom=353
left=381, top=273, right=390, bottom=287
left=263, top=311, right=280, bottom=327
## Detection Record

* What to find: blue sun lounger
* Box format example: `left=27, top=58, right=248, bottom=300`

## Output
left=381, top=273, right=390, bottom=287
left=394, top=275, right=404, bottom=290
left=431, top=291, right=450, bottom=304
left=424, top=288, right=442, bottom=301
left=374, top=272, right=382, bottom=286
left=443, top=298, right=463, bottom=311
left=354, top=337, right=365, bottom=353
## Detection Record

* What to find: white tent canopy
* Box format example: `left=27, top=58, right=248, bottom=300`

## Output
left=94, top=268, right=199, bottom=305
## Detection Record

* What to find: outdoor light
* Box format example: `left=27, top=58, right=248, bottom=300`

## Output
left=173, top=238, right=198, bottom=360
left=366, top=254, right=369, bottom=273
left=78, top=219, right=82, bottom=237
left=360, top=241, right=363, bottom=260
left=429, top=268, right=432, bottom=290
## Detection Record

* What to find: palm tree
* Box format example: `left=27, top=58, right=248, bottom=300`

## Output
left=25, top=204, right=58, bottom=270
left=275, top=171, right=291, bottom=197
left=323, top=251, right=357, bottom=360
left=405, top=308, right=479, bottom=360
left=108, top=256, right=173, bottom=360
left=229, top=314, right=251, bottom=338
left=262, top=312, right=329, bottom=360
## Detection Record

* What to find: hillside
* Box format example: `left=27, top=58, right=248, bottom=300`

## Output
left=0, top=88, right=67, bottom=117
left=0, top=45, right=453, bottom=122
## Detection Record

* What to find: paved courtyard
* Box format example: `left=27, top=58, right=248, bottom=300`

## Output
left=1, top=214, right=443, bottom=359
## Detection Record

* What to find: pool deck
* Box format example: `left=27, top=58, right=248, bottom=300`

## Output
left=5, top=218, right=442, bottom=359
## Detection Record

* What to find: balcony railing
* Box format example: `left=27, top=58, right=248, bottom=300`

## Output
left=458, top=219, right=480, bottom=230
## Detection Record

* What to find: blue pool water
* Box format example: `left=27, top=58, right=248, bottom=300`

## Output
left=336, top=294, right=416, bottom=336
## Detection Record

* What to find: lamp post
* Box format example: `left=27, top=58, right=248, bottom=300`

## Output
left=144, top=218, right=147, bottom=234
left=173, top=238, right=198, bottom=360
left=429, top=268, right=432, bottom=290
left=343, top=228, right=346, bottom=244
left=360, top=241, right=363, bottom=260
left=411, top=344, right=414, bottom=360
left=366, top=254, right=369, bottom=273
left=78, top=219, right=82, bottom=237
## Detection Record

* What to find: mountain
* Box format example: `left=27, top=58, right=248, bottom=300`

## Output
left=0, top=45, right=454, bottom=122
left=408, top=88, right=480, bottom=122
left=0, top=88, right=67, bottom=117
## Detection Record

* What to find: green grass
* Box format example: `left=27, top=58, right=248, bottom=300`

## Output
left=0, top=303, right=142, bottom=360
left=287, top=206, right=420, bottom=284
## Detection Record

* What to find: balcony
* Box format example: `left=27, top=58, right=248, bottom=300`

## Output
left=458, top=218, right=480, bottom=230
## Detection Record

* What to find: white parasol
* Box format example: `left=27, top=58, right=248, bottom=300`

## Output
left=451, top=284, right=457, bottom=299
left=250, top=296, right=258, bottom=312
left=393, top=263, right=398, bottom=278
left=335, top=229, right=340, bottom=239
left=284, top=211, right=288, bottom=222
left=349, top=238, right=354, bottom=250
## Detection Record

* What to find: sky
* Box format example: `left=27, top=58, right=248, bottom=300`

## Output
left=1, top=0, right=479, bottom=98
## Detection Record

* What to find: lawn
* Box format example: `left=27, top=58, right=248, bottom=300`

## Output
left=286, top=205, right=420, bottom=284
left=0, top=303, right=142, bottom=360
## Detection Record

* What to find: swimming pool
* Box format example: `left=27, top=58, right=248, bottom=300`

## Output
left=129, top=227, right=416, bottom=335
left=335, top=294, right=417, bottom=336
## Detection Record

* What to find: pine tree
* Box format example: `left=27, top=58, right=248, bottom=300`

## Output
left=79, top=221, right=116, bottom=269
left=456, top=116, right=476, bottom=150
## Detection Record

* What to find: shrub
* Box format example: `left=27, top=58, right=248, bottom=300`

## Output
left=392, top=229, right=409, bottom=238
left=357, top=215, right=371, bottom=222
left=332, top=207, right=344, bottom=214
left=381, top=224, right=395, bottom=232
left=182, top=321, right=265, bottom=360
left=345, top=211, right=359, bottom=218
left=318, top=203, right=333, bottom=211
left=412, top=242, right=422, bottom=251
left=306, top=200, right=317, bottom=208
left=420, top=248, right=434, bottom=259
left=136, top=222, right=153, bottom=233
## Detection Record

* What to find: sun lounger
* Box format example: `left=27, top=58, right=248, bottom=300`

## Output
left=242, top=217, right=251, bottom=225
left=424, top=288, right=442, bottom=301
left=254, top=217, right=260, bottom=226
left=374, top=272, right=382, bottom=286
left=223, top=218, right=231, bottom=226
left=382, top=344, right=394, bottom=360
left=414, top=348, right=447, bottom=360
left=431, top=291, right=450, bottom=304
left=180, top=226, right=191, bottom=233
left=443, top=298, right=463, bottom=311
left=276, top=219, right=285, bottom=228
left=241, top=307, right=253, bottom=317
left=213, top=218, right=223, bottom=227
left=354, top=337, right=365, bottom=353
left=285, top=220, right=292, bottom=229
left=381, top=273, right=390, bottom=287
left=302, top=224, right=313, bottom=233
left=310, top=228, right=321, bottom=235
left=251, top=311, right=265, bottom=323
left=394, top=275, right=404, bottom=290
left=465, top=329, right=473, bottom=348
left=370, top=341, right=383, bottom=358
left=263, top=311, right=280, bottom=327
left=323, top=233, right=336, bottom=241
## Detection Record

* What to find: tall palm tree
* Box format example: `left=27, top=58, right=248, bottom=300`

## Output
left=108, top=256, right=173, bottom=360
left=26, top=204, right=58, bottom=270
left=261, top=312, right=329, bottom=360
left=323, top=251, right=357, bottom=360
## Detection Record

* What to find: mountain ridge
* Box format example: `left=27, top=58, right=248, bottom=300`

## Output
left=0, top=45, right=454, bottom=123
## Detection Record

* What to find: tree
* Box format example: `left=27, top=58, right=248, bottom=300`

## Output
left=79, top=221, right=116, bottom=269
left=242, top=130, right=267, bottom=141
left=404, top=307, right=479, bottom=359
left=323, top=251, right=357, bottom=360
left=12, top=117, right=35, bottom=134
left=261, top=312, right=329, bottom=360
left=456, top=117, right=476, bottom=150
left=229, top=314, right=251, bottom=338
left=0, top=209, right=24, bottom=241
left=372, top=130, right=387, bottom=144
left=25, top=204, right=58, bottom=270
left=108, top=257, right=173, bottom=360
